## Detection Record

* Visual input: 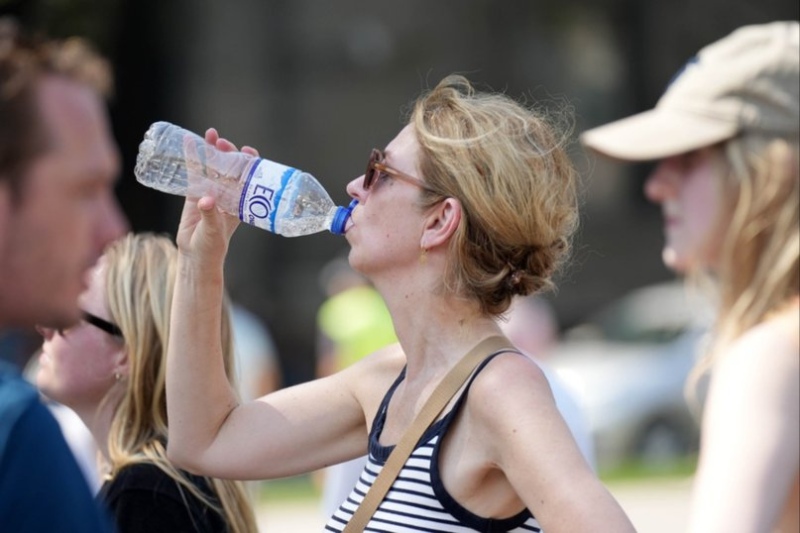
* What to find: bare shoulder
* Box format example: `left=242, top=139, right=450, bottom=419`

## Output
left=712, top=302, right=799, bottom=404
left=746, top=302, right=798, bottom=353
left=344, top=342, right=406, bottom=405
left=345, top=341, right=406, bottom=378
left=719, top=303, right=799, bottom=377
left=463, top=350, right=582, bottom=470
left=466, top=351, right=555, bottom=419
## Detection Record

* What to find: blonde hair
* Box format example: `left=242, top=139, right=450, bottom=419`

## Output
left=689, top=134, right=800, bottom=383
left=410, top=75, right=579, bottom=315
left=103, top=233, right=257, bottom=533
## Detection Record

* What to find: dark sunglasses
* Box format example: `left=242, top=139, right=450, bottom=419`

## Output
left=83, top=311, right=124, bottom=338
left=364, top=148, right=435, bottom=193
left=56, top=311, right=123, bottom=339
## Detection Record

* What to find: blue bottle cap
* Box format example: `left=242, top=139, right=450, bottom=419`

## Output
left=330, top=199, right=358, bottom=235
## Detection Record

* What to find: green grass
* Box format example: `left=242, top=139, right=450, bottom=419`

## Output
left=257, top=474, right=319, bottom=502
left=599, top=455, right=698, bottom=484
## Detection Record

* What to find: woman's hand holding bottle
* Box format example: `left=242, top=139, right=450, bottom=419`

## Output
left=176, top=128, right=257, bottom=270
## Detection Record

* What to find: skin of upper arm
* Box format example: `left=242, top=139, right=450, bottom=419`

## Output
left=688, top=321, right=800, bottom=533
left=191, top=344, right=405, bottom=480
left=471, top=354, right=635, bottom=533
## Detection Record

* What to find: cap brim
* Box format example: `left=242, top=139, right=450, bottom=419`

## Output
left=580, top=108, right=739, bottom=161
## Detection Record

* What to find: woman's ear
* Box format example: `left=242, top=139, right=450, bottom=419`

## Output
left=112, top=346, right=129, bottom=381
left=420, top=197, right=462, bottom=250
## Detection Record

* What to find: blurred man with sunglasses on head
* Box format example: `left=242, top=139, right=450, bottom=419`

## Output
left=0, top=17, right=126, bottom=532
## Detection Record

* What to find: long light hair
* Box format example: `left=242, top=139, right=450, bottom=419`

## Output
left=689, top=134, right=799, bottom=385
left=103, top=233, right=257, bottom=533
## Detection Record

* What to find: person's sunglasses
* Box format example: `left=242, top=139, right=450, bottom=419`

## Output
left=82, top=311, right=124, bottom=338
left=56, top=311, right=123, bottom=339
left=364, top=148, right=436, bottom=193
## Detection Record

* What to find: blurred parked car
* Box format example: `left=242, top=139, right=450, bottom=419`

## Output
left=549, top=281, right=711, bottom=471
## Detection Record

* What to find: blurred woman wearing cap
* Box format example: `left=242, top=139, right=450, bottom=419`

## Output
left=582, top=21, right=799, bottom=533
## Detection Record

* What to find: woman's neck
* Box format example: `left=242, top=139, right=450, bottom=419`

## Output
left=70, top=391, right=121, bottom=467
left=383, top=287, right=504, bottom=380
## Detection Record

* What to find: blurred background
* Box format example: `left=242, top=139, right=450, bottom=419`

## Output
left=1, top=0, right=797, bottom=479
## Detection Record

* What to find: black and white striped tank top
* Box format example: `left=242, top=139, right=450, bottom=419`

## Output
left=324, top=352, right=543, bottom=532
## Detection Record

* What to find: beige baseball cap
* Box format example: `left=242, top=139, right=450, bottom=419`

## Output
left=581, top=21, right=800, bottom=161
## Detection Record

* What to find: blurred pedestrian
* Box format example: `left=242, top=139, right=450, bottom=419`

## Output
left=316, top=256, right=397, bottom=378
left=0, top=17, right=126, bottom=532
left=165, top=74, right=635, bottom=531
left=581, top=21, right=799, bottom=533
left=231, top=302, right=281, bottom=401
left=499, top=295, right=596, bottom=470
left=36, top=233, right=258, bottom=533
left=315, top=256, right=397, bottom=517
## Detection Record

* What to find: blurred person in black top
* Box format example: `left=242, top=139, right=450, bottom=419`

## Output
left=36, top=233, right=257, bottom=533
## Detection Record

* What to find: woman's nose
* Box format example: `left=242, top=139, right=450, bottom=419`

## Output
left=346, top=174, right=367, bottom=200
left=644, top=160, right=676, bottom=203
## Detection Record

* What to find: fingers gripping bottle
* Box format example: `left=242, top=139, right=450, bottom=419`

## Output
left=134, top=121, right=354, bottom=237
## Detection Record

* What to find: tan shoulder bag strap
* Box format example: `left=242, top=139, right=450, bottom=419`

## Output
left=342, top=335, right=515, bottom=532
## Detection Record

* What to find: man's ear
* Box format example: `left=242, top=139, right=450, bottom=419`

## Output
left=0, top=182, right=11, bottom=254
left=420, top=197, right=462, bottom=250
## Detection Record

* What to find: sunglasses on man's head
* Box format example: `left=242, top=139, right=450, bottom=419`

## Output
left=364, top=148, right=435, bottom=193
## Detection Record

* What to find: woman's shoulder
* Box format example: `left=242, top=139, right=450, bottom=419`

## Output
left=99, top=462, right=226, bottom=532
left=711, top=299, right=799, bottom=399
left=345, top=341, right=406, bottom=378
left=344, top=341, right=406, bottom=401
left=723, top=300, right=799, bottom=370
left=102, top=462, right=208, bottom=502
left=464, top=350, right=554, bottom=419
left=105, top=462, right=168, bottom=488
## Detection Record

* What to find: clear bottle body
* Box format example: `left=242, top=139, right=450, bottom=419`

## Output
left=134, top=121, right=351, bottom=236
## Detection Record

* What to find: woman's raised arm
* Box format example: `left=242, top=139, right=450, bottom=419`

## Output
left=165, top=130, right=368, bottom=480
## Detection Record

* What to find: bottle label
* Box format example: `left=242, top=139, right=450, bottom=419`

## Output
left=239, top=158, right=298, bottom=232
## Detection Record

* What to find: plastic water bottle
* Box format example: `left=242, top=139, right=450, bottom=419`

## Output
left=134, top=121, right=354, bottom=236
